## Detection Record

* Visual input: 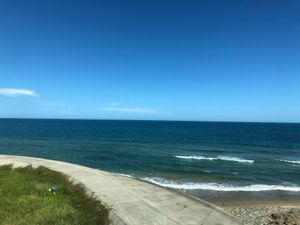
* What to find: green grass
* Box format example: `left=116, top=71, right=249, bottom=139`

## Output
left=0, top=164, right=110, bottom=225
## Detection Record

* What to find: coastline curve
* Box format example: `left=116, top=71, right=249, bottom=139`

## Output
left=0, top=154, right=241, bottom=225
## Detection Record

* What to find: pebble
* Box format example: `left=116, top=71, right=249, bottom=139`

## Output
left=226, top=207, right=300, bottom=225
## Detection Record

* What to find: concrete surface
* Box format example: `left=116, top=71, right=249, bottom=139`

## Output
left=0, top=154, right=242, bottom=225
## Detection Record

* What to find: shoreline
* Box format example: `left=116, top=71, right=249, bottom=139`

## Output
left=123, top=174, right=300, bottom=208
left=122, top=172, right=300, bottom=225
left=0, top=154, right=241, bottom=225
left=181, top=186, right=300, bottom=224
left=182, top=189, right=300, bottom=207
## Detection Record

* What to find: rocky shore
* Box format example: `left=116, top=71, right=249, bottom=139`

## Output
left=227, top=206, right=300, bottom=225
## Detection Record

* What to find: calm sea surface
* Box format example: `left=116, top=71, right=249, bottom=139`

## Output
left=0, top=119, right=299, bottom=192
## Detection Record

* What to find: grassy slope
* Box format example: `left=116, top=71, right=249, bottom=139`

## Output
left=0, top=164, right=110, bottom=225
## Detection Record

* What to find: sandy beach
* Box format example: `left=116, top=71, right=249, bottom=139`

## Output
left=189, top=191, right=300, bottom=225
left=181, top=189, right=300, bottom=224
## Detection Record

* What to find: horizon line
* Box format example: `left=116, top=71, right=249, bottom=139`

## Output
left=0, top=117, right=299, bottom=124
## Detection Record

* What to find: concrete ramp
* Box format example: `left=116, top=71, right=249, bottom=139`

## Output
left=0, top=155, right=241, bottom=225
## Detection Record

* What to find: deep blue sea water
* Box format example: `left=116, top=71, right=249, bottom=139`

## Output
left=0, top=119, right=299, bottom=192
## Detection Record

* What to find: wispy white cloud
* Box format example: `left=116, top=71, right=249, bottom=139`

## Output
left=101, top=106, right=159, bottom=114
left=0, top=88, right=38, bottom=97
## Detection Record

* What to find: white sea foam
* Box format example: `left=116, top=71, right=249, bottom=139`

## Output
left=276, top=159, right=300, bottom=165
left=175, top=155, right=254, bottom=163
left=116, top=173, right=134, bottom=178
left=141, top=177, right=300, bottom=192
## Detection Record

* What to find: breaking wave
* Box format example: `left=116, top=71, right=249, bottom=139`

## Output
left=142, top=177, right=300, bottom=192
left=175, top=155, right=254, bottom=163
left=276, top=159, right=300, bottom=165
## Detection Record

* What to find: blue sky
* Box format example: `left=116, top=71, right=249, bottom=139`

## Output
left=0, top=0, right=299, bottom=122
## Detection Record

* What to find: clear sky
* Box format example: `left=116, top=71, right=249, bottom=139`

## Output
left=0, top=0, right=299, bottom=122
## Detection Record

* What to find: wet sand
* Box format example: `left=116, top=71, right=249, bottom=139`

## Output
left=183, top=189, right=300, bottom=207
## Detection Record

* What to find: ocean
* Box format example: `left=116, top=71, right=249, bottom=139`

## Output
left=0, top=119, right=299, bottom=201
